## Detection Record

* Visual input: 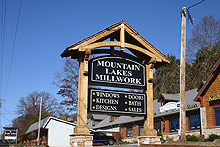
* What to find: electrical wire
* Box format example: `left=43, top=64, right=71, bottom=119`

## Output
left=4, top=0, right=23, bottom=98
left=0, top=0, right=7, bottom=100
left=187, top=0, right=206, bottom=10
left=0, top=0, right=7, bottom=136
left=1, top=115, right=10, bottom=122
left=1, top=107, right=17, bottom=116
left=186, top=0, right=206, bottom=25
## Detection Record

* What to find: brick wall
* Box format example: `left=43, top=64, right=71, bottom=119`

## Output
left=121, top=121, right=143, bottom=139
left=202, top=70, right=220, bottom=128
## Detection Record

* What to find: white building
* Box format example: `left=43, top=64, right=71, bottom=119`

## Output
left=24, top=116, right=75, bottom=147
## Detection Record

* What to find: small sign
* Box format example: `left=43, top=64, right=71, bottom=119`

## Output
left=89, top=56, right=146, bottom=88
left=88, top=89, right=146, bottom=115
left=186, top=104, right=198, bottom=109
left=209, top=94, right=220, bottom=106
left=159, top=102, right=179, bottom=112
left=209, top=94, right=220, bottom=101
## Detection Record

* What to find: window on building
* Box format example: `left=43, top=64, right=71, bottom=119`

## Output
left=214, top=107, right=220, bottom=126
left=126, top=125, right=133, bottom=137
left=138, top=123, right=144, bottom=136
left=154, top=121, right=161, bottom=133
left=189, top=114, right=201, bottom=130
left=169, top=117, right=179, bottom=132
left=110, top=115, right=113, bottom=122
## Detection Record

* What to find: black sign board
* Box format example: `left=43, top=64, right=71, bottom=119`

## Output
left=209, top=95, right=220, bottom=106
left=88, top=88, right=146, bottom=115
left=89, top=56, right=146, bottom=88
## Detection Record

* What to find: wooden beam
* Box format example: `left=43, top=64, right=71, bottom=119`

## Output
left=65, top=25, right=121, bottom=52
left=91, top=49, right=138, bottom=60
left=84, top=41, right=159, bottom=59
left=120, top=23, right=125, bottom=51
left=124, top=25, right=170, bottom=63
left=148, top=57, right=157, bottom=64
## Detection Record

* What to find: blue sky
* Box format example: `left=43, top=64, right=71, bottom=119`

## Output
left=0, top=0, right=220, bottom=127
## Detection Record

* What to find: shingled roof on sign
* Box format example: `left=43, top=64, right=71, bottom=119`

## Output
left=61, top=21, right=170, bottom=69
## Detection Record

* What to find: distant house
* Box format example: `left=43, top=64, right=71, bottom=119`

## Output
left=91, top=89, right=200, bottom=142
left=22, top=116, right=75, bottom=147
left=88, top=114, right=107, bottom=127
left=89, top=114, right=121, bottom=142
left=155, top=89, right=200, bottom=141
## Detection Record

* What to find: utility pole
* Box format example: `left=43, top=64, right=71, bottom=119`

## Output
left=37, top=97, right=42, bottom=145
left=180, top=7, right=186, bottom=142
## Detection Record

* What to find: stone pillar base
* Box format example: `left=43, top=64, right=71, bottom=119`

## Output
left=70, top=134, right=93, bottom=147
left=137, top=136, right=161, bottom=146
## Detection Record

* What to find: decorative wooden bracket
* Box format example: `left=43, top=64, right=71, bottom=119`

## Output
left=83, top=54, right=89, bottom=75
left=148, top=63, right=154, bottom=82
left=148, top=57, right=156, bottom=65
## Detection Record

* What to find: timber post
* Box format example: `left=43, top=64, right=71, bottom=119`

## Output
left=141, top=64, right=157, bottom=136
left=69, top=52, right=93, bottom=147
left=74, top=52, right=90, bottom=134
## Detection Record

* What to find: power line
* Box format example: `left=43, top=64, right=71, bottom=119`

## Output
left=0, top=0, right=7, bottom=138
left=187, top=0, right=206, bottom=10
left=1, top=107, right=17, bottom=116
left=0, top=0, right=7, bottom=99
left=1, top=115, right=10, bottom=122
left=4, top=0, right=23, bottom=98
left=186, top=0, right=206, bottom=25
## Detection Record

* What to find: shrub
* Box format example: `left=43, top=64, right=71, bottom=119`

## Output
left=204, top=134, right=220, bottom=142
left=186, top=135, right=200, bottom=142
left=158, top=132, right=162, bottom=136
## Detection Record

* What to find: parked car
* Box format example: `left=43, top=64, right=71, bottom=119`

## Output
left=91, top=132, right=116, bottom=145
left=0, top=140, right=10, bottom=146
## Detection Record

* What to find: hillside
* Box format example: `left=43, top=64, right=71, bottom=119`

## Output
left=153, top=41, right=220, bottom=99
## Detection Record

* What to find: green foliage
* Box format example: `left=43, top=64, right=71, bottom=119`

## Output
left=165, top=136, right=173, bottom=142
left=186, top=135, right=200, bottom=142
left=154, top=41, right=220, bottom=99
left=204, top=134, right=220, bottom=142
left=158, top=132, right=162, bottom=136
left=154, top=15, right=220, bottom=99
left=153, top=54, right=181, bottom=99
left=27, top=111, right=49, bottom=131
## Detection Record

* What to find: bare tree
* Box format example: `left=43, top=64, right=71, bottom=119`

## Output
left=13, top=91, right=63, bottom=135
left=16, top=91, right=63, bottom=117
left=53, top=58, right=79, bottom=111
left=187, top=15, right=220, bottom=64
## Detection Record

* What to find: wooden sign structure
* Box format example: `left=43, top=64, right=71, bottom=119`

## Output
left=61, top=21, right=170, bottom=146
left=89, top=56, right=146, bottom=88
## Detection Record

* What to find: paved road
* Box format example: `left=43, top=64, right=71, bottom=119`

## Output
left=94, top=144, right=138, bottom=147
